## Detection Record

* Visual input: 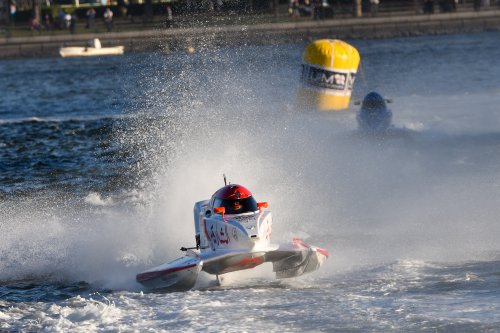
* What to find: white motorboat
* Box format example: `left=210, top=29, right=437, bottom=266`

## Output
left=136, top=181, right=329, bottom=292
left=59, top=38, right=124, bottom=58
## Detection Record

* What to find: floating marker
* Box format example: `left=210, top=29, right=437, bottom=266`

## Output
left=298, top=39, right=360, bottom=111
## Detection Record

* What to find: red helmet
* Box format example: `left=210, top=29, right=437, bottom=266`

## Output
left=211, top=184, right=258, bottom=214
left=212, top=184, right=253, bottom=200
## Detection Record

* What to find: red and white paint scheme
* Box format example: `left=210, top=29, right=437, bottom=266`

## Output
left=136, top=183, right=329, bottom=291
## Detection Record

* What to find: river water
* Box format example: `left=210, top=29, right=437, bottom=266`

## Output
left=1, top=31, right=500, bottom=332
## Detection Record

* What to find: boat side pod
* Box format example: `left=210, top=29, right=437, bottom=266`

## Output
left=298, top=39, right=360, bottom=111
left=266, top=239, right=329, bottom=279
left=136, top=253, right=202, bottom=292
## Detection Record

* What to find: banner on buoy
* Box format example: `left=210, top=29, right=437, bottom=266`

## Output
left=298, top=39, right=360, bottom=111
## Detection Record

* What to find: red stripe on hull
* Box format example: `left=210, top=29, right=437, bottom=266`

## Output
left=316, top=248, right=329, bottom=258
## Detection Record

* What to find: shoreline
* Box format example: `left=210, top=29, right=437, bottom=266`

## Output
left=1, top=10, right=500, bottom=59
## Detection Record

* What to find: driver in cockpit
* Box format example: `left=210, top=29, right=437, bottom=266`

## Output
left=232, top=201, right=243, bottom=212
left=211, top=184, right=259, bottom=215
left=357, top=91, right=393, bottom=134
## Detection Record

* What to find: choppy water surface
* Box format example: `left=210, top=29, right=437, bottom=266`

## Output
left=2, top=32, right=500, bottom=331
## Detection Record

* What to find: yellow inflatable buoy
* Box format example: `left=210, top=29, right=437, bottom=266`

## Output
left=298, top=39, right=360, bottom=111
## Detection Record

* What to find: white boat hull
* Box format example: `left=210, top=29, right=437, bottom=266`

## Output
left=136, top=240, right=328, bottom=292
left=59, top=46, right=124, bottom=58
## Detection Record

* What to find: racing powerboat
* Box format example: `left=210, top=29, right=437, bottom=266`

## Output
left=136, top=182, right=329, bottom=291
left=356, top=91, right=393, bottom=133
left=59, top=38, right=124, bottom=58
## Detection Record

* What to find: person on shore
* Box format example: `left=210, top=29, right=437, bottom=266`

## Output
left=43, top=13, right=52, bottom=30
left=69, top=14, right=76, bottom=34
left=438, top=0, right=456, bottom=12
left=313, top=0, right=329, bottom=20
left=64, top=13, right=71, bottom=29
left=370, top=0, right=379, bottom=16
left=9, top=4, right=16, bottom=23
left=56, top=9, right=67, bottom=29
left=313, top=0, right=321, bottom=19
left=0, top=8, right=7, bottom=26
left=451, top=0, right=458, bottom=11
left=165, top=5, right=173, bottom=28
left=301, top=0, right=313, bottom=17
left=86, top=8, right=96, bottom=29
left=118, top=0, right=128, bottom=18
left=474, top=0, right=481, bottom=11
left=288, top=0, right=300, bottom=18
left=423, top=0, right=434, bottom=14
left=103, top=7, right=113, bottom=32
left=29, top=17, right=41, bottom=32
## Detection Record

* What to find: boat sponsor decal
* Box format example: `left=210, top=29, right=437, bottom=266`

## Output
left=204, top=219, right=232, bottom=249
left=209, top=224, right=219, bottom=249
left=219, top=224, right=230, bottom=245
left=227, top=220, right=248, bottom=235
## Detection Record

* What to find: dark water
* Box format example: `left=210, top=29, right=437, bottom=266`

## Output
left=0, top=56, right=135, bottom=198
left=2, top=32, right=500, bottom=331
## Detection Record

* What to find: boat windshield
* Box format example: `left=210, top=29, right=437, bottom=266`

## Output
left=213, top=196, right=258, bottom=215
